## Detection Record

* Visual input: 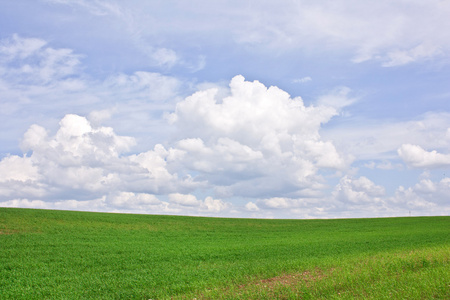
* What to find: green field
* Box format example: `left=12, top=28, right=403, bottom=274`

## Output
left=0, top=208, right=449, bottom=299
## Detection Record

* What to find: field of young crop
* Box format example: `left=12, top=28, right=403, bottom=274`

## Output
left=0, top=207, right=449, bottom=299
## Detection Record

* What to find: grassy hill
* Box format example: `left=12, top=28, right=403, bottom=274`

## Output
left=0, top=207, right=449, bottom=299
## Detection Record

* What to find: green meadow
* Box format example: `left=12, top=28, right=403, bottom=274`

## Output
left=0, top=208, right=448, bottom=299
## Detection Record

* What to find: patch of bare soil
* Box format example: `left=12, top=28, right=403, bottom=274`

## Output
left=239, top=268, right=332, bottom=291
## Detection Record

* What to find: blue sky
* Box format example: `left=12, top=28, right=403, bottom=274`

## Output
left=1, top=0, right=449, bottom=218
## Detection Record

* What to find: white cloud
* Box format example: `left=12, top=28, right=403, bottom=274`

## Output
left=247, top=176, right=388, bottom=219
left=316, top=86, right=356, bottom=110
left=398, top=144, right=450, bottom=168
left=0, top=34, right=82, bottom=85
left=174, top=137, right=264, bottom=174
left=382, top=43, right=443, bottom=67
left=21, top=114, right=136, bottom=164
left=202, top=196, right=230, bottom=213
left=245, top=201, right=259, bottom=212
left=333, top=176, right=385, bottom=204
left=0, top=154, right=46, bottom=201
left=260, top=197, right=291, bottom=209
left=0, top=114, right=196, bottom=203
left=167, top=75, right=350, bottom=198
left=249, top=174, right=450, bottom=219
left=15, top=114, right=135, bottom=199
left=0, top=198, right=92, bottom=210
left=391, top=177, right=450, bottom=213
left=106, top=192, right=161, bottom=208
left=170, top=75, right=346, bottom=153
left=168, top=193, right=231, bottom=214
left=0, top=155, right=40, bottom=182
left=363, top=160, right=400, bottom=170
left=151, top=48, right=179, bottom=68
left=88, top=108, right=115, bottom=127
left=246, top=177, right=386, bottom=218
left=0, top=34, right=46, bottom=60
left=292, top=77, right=312, bottom=84
left=254, top=196, right=336, bottom=219
left=169, top=193, right=200, bottom=207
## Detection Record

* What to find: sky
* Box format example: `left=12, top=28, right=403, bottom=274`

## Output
left=0, top=0, right=449, bottom=219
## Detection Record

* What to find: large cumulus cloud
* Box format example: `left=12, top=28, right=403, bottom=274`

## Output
left=0, top=114, right=197, bottom=205
left=167, top=75, right=351, bottom=199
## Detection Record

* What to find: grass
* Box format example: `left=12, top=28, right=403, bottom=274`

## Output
left=0, top=207, right=449, bottom=299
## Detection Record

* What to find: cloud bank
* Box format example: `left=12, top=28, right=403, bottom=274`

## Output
left=1, top=74, right=449, bottom=218
left=0, top=76, right=349, bottom=212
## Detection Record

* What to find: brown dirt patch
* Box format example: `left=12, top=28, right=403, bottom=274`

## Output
left=239, top=268, right=332, bottom=291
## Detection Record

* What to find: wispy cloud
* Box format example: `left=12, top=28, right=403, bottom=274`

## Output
left=0, top=34, right=82, bottom=84
left=292, top=77, right=312, bottom=84
left=45, top=0, right=450, bottom=67
left=45, top=0, right=123, bottom=17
